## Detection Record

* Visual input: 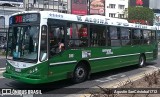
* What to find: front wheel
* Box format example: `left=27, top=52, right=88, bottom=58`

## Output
left=138, top=55, right=146, bottom=68
left=72, top=64, right=88, bottom=83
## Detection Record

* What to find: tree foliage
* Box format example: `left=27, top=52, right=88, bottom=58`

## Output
left=128, top=7, right=154, bottom=25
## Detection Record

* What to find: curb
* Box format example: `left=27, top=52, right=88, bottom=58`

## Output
left=0, top=68, right=5, bottom=78
left=65, top=67, right=160, bottom=97
left=0, top=68, right=5, bottom=70
left=0, top=56, right=5, bottom=59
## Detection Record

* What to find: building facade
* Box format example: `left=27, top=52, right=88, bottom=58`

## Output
left=0, top=0, right=24, bottom=43
left=105, top=0, right=128, bottom=18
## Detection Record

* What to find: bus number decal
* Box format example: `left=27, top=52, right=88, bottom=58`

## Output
left=82, top=51, right=91, bottom=58
left=69, top=54, right=74, bottom=58
left=102, top=49, right=113, bottom=55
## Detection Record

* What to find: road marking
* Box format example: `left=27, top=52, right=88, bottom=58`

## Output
left=0, top=67, right=5, bottom=70
left=0, top=76, right=4, bottom=79
left=147, top=66, right=160, bottom=69
left=95, top=74, right=126, bottom=83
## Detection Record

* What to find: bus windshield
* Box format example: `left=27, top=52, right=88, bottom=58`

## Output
left=7, top=25, right=39, bottom=62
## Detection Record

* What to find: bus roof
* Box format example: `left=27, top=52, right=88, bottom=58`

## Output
left=11, top=11, right=157, bottom=30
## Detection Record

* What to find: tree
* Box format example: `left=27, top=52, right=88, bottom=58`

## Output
left=128, top=6, right=154, bottom=25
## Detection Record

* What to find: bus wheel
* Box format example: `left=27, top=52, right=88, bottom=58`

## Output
left=138, top=55, right=146, bottom=68
left=72, top=63, right=88, bottom=83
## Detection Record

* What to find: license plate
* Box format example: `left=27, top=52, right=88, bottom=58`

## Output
left=15, top=68, right=21, bottom=72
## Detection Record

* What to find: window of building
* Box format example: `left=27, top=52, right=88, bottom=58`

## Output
left=90, top=25, right=106, bottom=46
left=118, top=5, right=125, bottom=9
left=118, top=14, right=124, bottom=18
left=109, top=4, right=116, bottom=8
left=67, top=23, right=88, bottom=47
left=0, top=16, right=5, bottom=28
left=109, top=13, right=116, bottom=17
left=109, top=27, right=121, bottom=46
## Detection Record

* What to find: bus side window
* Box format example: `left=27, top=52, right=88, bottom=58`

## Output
left=90, top=24, right=106, bottom=47
left=109, top=27, right=121, bottom=46
left=143, top=30, right=150, bottom=44
left=49, top=26, right=65, bottom=57
left=121, top=28, right=131, bottom=46
left=151, top=30, right=156, bottom=42
left=67, top=23, right=88, bottom=48
left=132, top=29, right=141, bottom=45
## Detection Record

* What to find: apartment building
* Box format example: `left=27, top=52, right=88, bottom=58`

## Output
left=105, top=0, right=128, bottom=18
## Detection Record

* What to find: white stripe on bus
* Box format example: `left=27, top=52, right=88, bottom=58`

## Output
left=49, top=52, right=153, bottom=65
left=50, top=60, right=77, bottom=66
left=89, top=53, right=140, bottom=61
left=145, top=52, right=153, bottom=54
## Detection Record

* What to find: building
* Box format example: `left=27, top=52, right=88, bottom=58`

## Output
left=0, top=0, right=24, bottom=43
left=0, top=0, right=68, bottom=42
left=24, top=0, right=68, bottom=12
left=105, top=0, right=128, bottom=18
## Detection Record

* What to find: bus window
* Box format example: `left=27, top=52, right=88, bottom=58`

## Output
left=6, top=26, right=39, bottom=61
left=90, top=25, right=106, bottom=46
left=121, top=28, right=131, bottom=46
left=49, top=26, right=65, bottom=56
left=109, top=27, right=121, bottom=46
left=152, top=31, right=156, bottom=39
left=143, top=30, right=150, bottom=44
left=67, top=23, right=88, bottom=47
left=132, top=29, right=141, bottom=45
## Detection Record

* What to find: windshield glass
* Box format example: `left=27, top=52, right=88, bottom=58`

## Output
left=7, top=25, right=39, bottom=62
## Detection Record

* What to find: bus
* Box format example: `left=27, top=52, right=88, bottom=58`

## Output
left=3, top=11, right=158, bottom=84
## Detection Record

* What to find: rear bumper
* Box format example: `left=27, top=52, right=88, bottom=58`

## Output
left=3, top=72, right=47, bottom=84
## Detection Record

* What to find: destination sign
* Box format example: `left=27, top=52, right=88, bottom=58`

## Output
left=10, top=13, right=40, bottom=24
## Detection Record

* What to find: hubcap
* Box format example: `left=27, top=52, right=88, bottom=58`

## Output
left=140, top=57, right=144, bottom=66
left=76, top=67, right=85, bottom=78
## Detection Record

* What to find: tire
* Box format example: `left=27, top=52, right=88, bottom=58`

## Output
left=138, top=55, right=146, bottom=68
left=72, top=63, right=88, bottom=83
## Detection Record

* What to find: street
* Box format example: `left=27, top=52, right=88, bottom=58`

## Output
left=0, top=55, right=160, bottom=97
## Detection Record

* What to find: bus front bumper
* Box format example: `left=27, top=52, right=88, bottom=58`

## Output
left=3, top=72, right=47, bottom=84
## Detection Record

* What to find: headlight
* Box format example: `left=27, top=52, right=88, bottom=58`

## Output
left=29, top=67, right=38, bottom=74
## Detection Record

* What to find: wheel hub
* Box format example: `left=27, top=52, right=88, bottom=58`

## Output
left=140, top=57, right=144, bottom=66
left=76, top=67, right=85, bottom=78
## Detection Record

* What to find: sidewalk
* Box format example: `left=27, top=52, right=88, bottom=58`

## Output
left=0, top=56, right=5, bottom=59
left=66, top=66, right=160, bottom=97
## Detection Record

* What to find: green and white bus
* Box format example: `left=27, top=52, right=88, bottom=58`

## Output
left=3, top=11, right=158, bottom=84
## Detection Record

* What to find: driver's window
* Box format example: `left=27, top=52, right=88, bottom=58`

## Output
left=49, top=26, right=65, bottom=57
left=40, top=25, right=48, bottom=61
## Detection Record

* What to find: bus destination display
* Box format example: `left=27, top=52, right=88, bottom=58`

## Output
left=10, top=14, right=39, bottom=24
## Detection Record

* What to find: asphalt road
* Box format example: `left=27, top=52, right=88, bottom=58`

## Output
left=0, top=56, right=160, bottom=97
left=0, top=58, right=5, bottom=68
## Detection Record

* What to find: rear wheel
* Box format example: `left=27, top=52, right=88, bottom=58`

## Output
left=72, top=63, right=88, bottom=83
left=138, top=55, right=146, bottom=68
